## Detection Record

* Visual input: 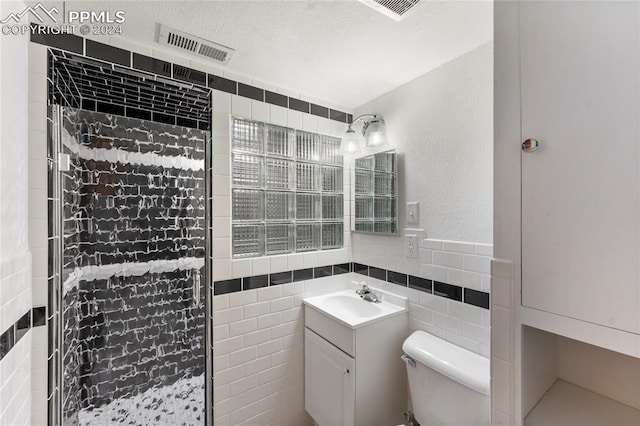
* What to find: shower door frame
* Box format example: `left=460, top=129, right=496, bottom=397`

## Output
left=46, top=57, right=214, bottom=426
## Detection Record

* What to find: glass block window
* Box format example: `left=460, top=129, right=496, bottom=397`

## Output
left=231, top=117, right=344, bottom=258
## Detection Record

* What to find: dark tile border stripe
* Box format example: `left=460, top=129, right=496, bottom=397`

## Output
left=464, top=288, right=490, bottom=310
left=0, top=307, right=47, bottom=362
left=265, top=91, right=288, bottom=108
left=86, top=39, right=130, bottom=67
left=408, top=275, right=432, bottom=293
left=31, top=26, right=351, bottom=123
left=238, top=83, right=264, bottom=102
left=369, top=266, right=387, bottom=281
left=434, top=281, right=463, bottom=302
left=214, top=262, right=490, bottom=310
left=270, top=271, right=292, bottom=286
left=293, top=268, right=313, bottom=282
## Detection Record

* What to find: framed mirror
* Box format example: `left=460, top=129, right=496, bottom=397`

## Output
left=353, top=150, right=398, bottom=235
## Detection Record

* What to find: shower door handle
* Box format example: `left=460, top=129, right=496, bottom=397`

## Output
left=193, top=271, right=201, bottom=307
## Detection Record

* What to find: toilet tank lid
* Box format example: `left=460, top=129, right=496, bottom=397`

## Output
left=402, top=331, right=490, bottom=396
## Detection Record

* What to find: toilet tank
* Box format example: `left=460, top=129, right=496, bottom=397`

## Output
left=402, top=331, right=490, bottom=426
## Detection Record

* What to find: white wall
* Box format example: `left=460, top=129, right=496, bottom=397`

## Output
left=347, top=43, right=493, bottom=361
left=0, top=0, right=33, bottom=424
left=354, top=41, right=493, bottom=244
left=351, top=42, right=493, bottom=277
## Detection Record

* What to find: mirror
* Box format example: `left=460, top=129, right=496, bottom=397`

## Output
left=353, top=150, right=398, bottom=235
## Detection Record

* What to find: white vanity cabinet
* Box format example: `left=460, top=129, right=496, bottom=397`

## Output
left=305, top=329, right=356, bottom=426
left=303, top=290, right=408, bottom=426
left=520, top=1, right=640, bottom=336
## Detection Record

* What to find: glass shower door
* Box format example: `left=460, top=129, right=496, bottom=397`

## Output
left=57, top=106, right=208, bottom=426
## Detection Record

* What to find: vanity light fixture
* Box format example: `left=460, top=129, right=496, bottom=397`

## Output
left=341, top=114, right=388, bottom=154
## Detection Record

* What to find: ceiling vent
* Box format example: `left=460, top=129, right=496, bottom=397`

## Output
left=158, top=24, right=235, bottom=65
left=358, top=0, right=422, bottom=21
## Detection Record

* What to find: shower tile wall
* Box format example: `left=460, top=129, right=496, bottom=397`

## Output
left=59, top=108, right=207, bottom=424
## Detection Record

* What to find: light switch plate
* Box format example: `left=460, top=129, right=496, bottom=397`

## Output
left=407, top=202, right=419, bottom=226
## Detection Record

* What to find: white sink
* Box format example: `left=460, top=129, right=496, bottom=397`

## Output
left=303, top=288, right=407, bottom=329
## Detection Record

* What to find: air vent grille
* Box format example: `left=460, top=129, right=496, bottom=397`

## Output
left=373, top=0, right=420, bottom=16
left=167, top=32, right=198, bottom=52
left=158, top=24, right=235, bottom=65
left=198, top=44, right=228, bottom=62
left=358, top=0, right=422, bottom=21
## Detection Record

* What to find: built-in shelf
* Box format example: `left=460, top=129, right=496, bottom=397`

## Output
left=524, top=380, right=640, bottom=426
left=520, top=306, right=640, bottom=359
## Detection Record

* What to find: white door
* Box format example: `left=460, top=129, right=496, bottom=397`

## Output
left=305, top=328, right=356, bottom=426
left=521, top=1, right=640, bottom=333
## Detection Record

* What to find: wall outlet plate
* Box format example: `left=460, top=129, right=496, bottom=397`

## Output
left=405, top=234, right=418, bottom=258
left=407, top=202, right=419, bottom=226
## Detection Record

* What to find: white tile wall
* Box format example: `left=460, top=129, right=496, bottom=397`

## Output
left=356, top=237, right=493, bottom=291
left=369, top=276, right=490, bottom=357
left=1, top=1, right=34, bottom=422
left=213, top=268, right=492, bottom=425
left=0, top=253, right=32, bottom=334
left=211, top=88, right=351, bottom=283
left=213, top=274, right=356, bottom=426
left=0, top=331, right=33, bottom=426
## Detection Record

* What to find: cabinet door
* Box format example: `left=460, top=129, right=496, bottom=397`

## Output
left=521, top=1, right=640, bottom=333
left=305, top=328, right=355, bottom=426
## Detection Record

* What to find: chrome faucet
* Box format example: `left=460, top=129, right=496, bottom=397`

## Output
left=356, top=283, right=381, bottom=303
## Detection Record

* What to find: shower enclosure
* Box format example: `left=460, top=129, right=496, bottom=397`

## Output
left=47, top=51, right=212, bottom=425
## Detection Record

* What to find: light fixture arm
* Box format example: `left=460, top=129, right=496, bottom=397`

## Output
left=347, top=114, right=385, bottom=137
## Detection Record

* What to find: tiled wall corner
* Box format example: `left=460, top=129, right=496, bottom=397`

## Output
left=364, top=268, right=491, bottom=359
left=421, top=239, right=492, bottom=292
left=27, top=40, right=50, bottom=423
left=491, top=258, right=515, bottom=425
left=30, top=325, right=47, bottom=425
left=213, top=274, right=355, bottom=426
left=353, top=238, right=492, bottom=358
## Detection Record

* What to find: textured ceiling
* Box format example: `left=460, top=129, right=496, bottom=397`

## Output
left=63, top=0, right=493, bottom=108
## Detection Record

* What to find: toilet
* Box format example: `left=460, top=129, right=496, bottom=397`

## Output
left=402, top=331, right=490, bottom=426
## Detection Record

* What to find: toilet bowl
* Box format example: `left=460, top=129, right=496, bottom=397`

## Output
left=401, top=331, right=490, bottom=426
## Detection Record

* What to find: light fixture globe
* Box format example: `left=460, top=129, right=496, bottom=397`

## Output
left=344, top=114, right=389, bottom=153
left=363, top=118, right=387, bottom=148
left=341, top=125, right=362, bottom=155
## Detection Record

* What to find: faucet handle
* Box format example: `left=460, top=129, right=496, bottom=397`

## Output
left=359, top=282, right=370, bottom=291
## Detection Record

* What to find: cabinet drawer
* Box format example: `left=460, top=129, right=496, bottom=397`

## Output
left=305, top=306, right=355, bottom=356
